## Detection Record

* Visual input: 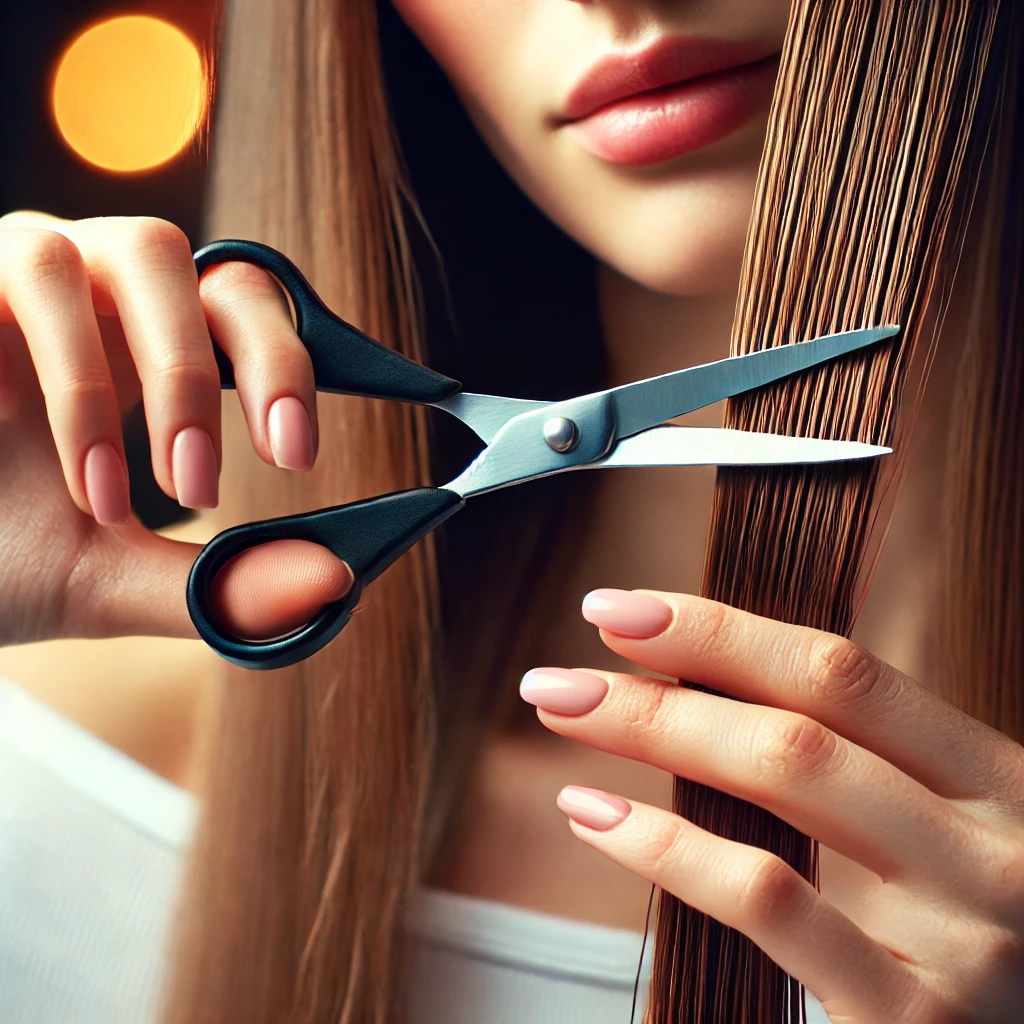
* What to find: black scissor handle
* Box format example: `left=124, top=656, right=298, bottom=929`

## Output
left=187, top=486, right=465, bottom=670
left=193, top=239, right=461, bottom=404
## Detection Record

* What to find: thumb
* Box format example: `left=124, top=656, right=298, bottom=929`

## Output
left=73, top=523, right=354, bottom=641
left=209, top=538, right=354, bottom=641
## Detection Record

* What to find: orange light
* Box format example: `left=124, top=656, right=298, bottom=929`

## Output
left=52, top=15, right=208, bottom=174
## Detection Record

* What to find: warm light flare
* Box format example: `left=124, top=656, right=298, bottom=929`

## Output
left=52, top=15, right=207, bottom=174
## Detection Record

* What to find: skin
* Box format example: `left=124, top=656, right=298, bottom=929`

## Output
left=0, top=0, right=1020, bottom=1021
left=538, top=594, right=1024, bottom=1020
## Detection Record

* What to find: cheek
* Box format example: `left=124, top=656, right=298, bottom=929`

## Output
left=504, top=120, right=765, bottom=298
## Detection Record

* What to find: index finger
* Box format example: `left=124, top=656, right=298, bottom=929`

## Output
left=581, top=589, right=1024, bottom=810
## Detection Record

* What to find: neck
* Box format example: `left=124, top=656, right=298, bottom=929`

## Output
left=597, top=263, right=738, bottom=389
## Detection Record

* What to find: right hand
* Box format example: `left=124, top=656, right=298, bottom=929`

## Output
left=0, top=211, right=353, bottom=650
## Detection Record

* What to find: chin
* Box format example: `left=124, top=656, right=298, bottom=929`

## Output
left=610, top=240, right=745, bottom=297
left=588, top=216, right=747, bottom=297
left=540, top=163, right=758, bottom=299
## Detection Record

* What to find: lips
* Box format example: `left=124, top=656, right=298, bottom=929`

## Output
left=560, top=37, right=781, bottom=167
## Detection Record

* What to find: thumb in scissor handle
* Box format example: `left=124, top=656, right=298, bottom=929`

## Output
left=186, top=517, right=364, bottom=670
left=186, top=487, right=464, bottom=670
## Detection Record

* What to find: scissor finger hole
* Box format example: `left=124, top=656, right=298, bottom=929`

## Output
left=208, top=538, right=354, bottom=642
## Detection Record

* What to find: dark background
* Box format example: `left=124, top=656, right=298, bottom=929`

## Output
left=0, top=0, right=215, bottom=234
left=0, top=0, right=219, bottom=526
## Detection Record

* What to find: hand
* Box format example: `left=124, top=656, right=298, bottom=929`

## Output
left=0, top=211, right=350, bottom=648
left=520, top=588, right=1024, bottom=1023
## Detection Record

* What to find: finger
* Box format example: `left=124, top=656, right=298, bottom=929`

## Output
left=0, top=226, right=130, bottom=524
left=556, top=791, right=919, bottom=1024
left=1, top=211, right=118, bottom=318
left=580, top=589, right=1023, bottom=808
left=0, top=209, right=73, bottom=233
left=197, top=260, right=317, bottom=470
left=525, top=667, right=978, bottom=891
left=209, top=539, right=352, bottom=640
left=65, top=527, right=352, bottom=641
left=70, top=217, right=222, bottom=509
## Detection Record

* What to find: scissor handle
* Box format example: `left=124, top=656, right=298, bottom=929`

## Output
left=187, top=487, right=464, bottom=670
left=193, top=239, right=461, bottom=405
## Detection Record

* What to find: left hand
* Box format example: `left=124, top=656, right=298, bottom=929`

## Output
left=519, top=588, right=1024, bottom=1023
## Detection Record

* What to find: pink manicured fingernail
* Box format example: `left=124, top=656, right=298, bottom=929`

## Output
left=520, top=668, right=608, bottom=715
left=557, top=786, right=632, bottom=831
left=84, top=442, right=130, bottom=525
left=582, top=589, right=673, bottom=638
left=172, top=426, right=219, bottom=509
left=267, top=396, right=314, bottom=471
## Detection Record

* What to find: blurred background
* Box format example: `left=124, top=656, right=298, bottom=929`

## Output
left=1, top=0, right=220, bottom=527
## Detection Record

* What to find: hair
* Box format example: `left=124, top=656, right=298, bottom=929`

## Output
left=649, top=2, right=1023, bottom=1021
left=162, top=1, right=1023, bottom=1023
left=163, top=1, right=600, bottom=1020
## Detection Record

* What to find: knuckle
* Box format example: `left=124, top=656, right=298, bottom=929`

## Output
left=986, top=833, right=1024, bottom=907
left=60, top=375, right=114, bottom=406
left=642, top=817, right=691, bottom=878
left=754, top=713, right=839, bottom=784
left=687, top=599, right=735, bottom=661
left=623, top=681, right=675, bottom=741
left=149, top=354, right=217, bottom=393
left=736, top=854, right=806, bottom=928
left=233, top=343, right=314, bottom=399
left=121, top=217, right=191, bottom=264
left=806, top=634, right=886, bottom=708
left=8, top=228, right=83, bottom=287
left=268, top=343, right=314, bottom=384
left=199, top=260, right=287, bottom=307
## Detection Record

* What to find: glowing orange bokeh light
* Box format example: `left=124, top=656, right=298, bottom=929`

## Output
left=52, top=15, right=207, bottom=174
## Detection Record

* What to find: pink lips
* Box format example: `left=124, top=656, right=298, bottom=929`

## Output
left=560, top=37, right=781, bottom=167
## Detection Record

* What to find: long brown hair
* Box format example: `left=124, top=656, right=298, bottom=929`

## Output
left=165, top=1, right=439, bottom=1019
left=163, top=1, right=1023, bottom=1022
left=163, top=1, right=600, bottom=1020
left=650, top=2, right=1022, bottom=1021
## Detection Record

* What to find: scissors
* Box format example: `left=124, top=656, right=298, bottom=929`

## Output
left=186, top=239, right=898, bottom=670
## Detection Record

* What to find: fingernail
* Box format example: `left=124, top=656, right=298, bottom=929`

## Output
left=172, top=426, right=218, bottom=509
left=581, top=589, right=673, bottom=638
left=557, top=786, right=632, bottom=831
left=267, top=396, right=314, bottom=471
left=520, top=668, right=609, bottom=715
left=84, top=442, right=130, bottom=525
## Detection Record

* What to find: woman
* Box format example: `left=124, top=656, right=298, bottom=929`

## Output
left=0, top=0, right=1021, bottom=1022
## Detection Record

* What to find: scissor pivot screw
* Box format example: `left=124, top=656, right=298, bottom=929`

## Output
left=543, top=416, right=579, bottom=453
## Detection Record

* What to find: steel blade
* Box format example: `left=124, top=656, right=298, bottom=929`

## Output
left=432, top=391, right=550, bottom=443
left=446, top=425, right=890, bottom=499
left=592, top=426, right=892, bottom=468
left=607, top=326, right=900, bottom=441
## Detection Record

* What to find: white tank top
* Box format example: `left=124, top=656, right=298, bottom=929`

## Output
left=0, top=679, right=830, bottom=1023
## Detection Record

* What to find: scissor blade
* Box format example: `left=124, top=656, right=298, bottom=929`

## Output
left=432, top=392, right=550, bottom=444
left=593, top=426, right=892, bottom=468
left=446, top=425, right=889, bottom=499
left=608, top=326, right=900, bottom=442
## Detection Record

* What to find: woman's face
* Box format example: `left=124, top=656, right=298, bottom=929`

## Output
left=391, top=0, right=791, bottom=296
